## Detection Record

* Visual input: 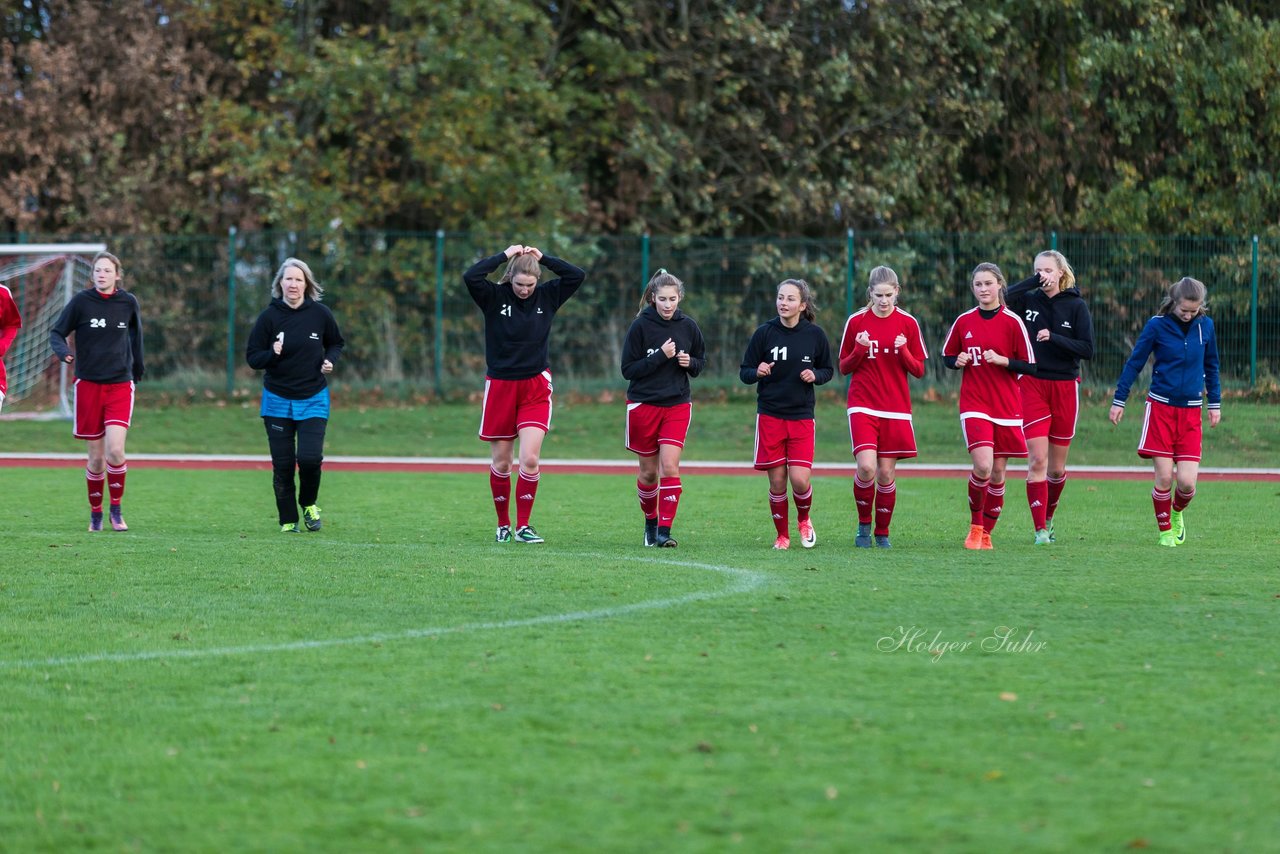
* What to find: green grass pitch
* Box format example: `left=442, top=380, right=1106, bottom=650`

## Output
left=1, top=466, right=1277, bottom=851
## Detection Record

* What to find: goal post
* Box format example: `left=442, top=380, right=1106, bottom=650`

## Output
left=0, top=243, right=107, bottom=419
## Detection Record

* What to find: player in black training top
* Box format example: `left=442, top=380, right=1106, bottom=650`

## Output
left=49, top=250, right=144, bottom=533
left=1006, top=250, right=1094, bottom=545
left=740, top=278, right=834, bottom=550
left=465, top=244, right=586, bottom=545
left=620, top=268, right=707, bottom=548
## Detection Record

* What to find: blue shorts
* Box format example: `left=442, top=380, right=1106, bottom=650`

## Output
left=260, top=387, right=330, bottom=420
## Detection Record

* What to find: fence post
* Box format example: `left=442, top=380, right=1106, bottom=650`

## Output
left=434, top=229, right=446, bottom=397
left=845, top=228, right=855, bottom=318
left=640, top=233, right=650, bottom=290
left=1250, top=234, right=1259, bottom=389
left=225, top=226, right=237, bottom=395
left=1050, top=230, right=1057, bottom=252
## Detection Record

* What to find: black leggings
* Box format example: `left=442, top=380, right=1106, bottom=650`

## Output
left=263, top=416, right=327, bottom=524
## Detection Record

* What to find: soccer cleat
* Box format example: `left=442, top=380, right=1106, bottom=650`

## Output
left=1034, top=528, right=1052, bottom=546
left=773, top=535, right=790, bottom=550
left=855, top=522, right=872, bottom=549
left=799, top=519, right=817, bottom=549
left=875, top=535, right=892, bottom=549
left=964, top=524, right=985, bottom=550
left=89, top=510, right=104, bottom=532
left=496, top=525, right=512, bottom=543
left=281, top=523, right=300, bottom=533
left=514, top=525, right=544, bottom=544
left=1170, top=509, right=1186, bottom=545
left=980, top=531, right=993, bottom=550
left=1158, top=529, right=1177, bottom=548
left=302, top=504, right=322, bottom=532
left=1045, top=518, right=1056, bottom=543
left=109, top=505, right=128, bottom=532
left=644, top=517, right=658, bottom=547
left=655, top=526, right=678, bottom=548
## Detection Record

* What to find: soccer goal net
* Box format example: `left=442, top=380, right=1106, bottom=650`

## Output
left=0, top=244, right=105, bottom=419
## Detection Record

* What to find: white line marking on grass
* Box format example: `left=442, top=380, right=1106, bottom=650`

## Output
left=0, top=554, right=767, bottom=670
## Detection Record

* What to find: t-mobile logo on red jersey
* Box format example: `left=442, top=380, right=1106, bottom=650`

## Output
left=966, top=346, right=984, bottom=364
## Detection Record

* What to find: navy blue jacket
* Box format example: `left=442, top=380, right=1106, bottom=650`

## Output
left=1113, top=313, right=1221, bottom=410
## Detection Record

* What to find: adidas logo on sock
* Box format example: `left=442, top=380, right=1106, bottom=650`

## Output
left=771, top=513, right=783, bottom=519
left=519, top=493, right=535, bottom=500
left=1030, top=500, right=1042, bottom=508
left=494, top=496, right=507, bottom=502
left=662, top=495, right=678, bottom=502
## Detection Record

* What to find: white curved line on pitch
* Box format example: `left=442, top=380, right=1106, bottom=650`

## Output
left=1, top=555, right=767, bottom=670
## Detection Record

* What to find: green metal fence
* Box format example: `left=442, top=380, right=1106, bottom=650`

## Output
left=4, top=231, right=1277, bottom=401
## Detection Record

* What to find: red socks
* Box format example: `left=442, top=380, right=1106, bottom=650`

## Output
left=658, top=476, right=682, bottom=527
left=793, top=485, right=813, bottom=522
left=490, top=466, right=511, bottom=526
left=967, top=474, right=990, bottom=525
left=107, top=463, right=127, bottom=507
left=1046, top=473, right=1066, bottom=522
left=1173, top=487, right=1195, bottom=512
left=1152, top=487, right=1172, bottom=531
left=86, top=468, right=106, bottom=512
left=853, top=475, right=874, bottom=525
left=769, top=491, right=789, bottom=537
left=1026, top=479, right=1048, bottom=530
left=515, top=470, right=540, bottom=529
left=874, top=480, right=896, bottom=536
left=637, top=478, right=658, bottom=520
left=982, top=481, right=1005, bottom=533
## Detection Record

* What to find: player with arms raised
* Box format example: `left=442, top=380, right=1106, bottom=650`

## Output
left=465, top=243, right=586, bottom=544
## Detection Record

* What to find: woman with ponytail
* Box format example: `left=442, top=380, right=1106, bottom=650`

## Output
left=620, top=269, right=706, bottom=547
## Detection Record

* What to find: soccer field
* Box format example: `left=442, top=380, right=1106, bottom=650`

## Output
left=1, top=466, right=1276, bottom=851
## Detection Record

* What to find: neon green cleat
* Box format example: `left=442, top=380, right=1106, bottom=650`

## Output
left=1157, top=530, right=1177, bottom=548
left=302, top=504, right=322, bottom=532
left=1034, top=528, right=1052, bottom=545
left=1045, top=518, right=1056, bottom=542
left=281, top=523, right=300, bottom=534
left=1169, top=509, right=1185, bottom=545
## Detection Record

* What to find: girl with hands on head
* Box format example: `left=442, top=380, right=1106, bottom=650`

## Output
left=465, top=241, right=586, bottom=545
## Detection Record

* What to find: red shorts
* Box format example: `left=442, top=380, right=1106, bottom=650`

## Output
left=625, top=401, right=692, bottom=456
left=1021, top=375, right=1080, bottom=445
left=74, top=379, right=135, bottom=439
left=961, top=415, right=1027, bottom=458
left=1137, top=399, right=1202, bottom=461
left=479, top=372, right=553, bottom=441
left=847, top=410, right=917, bottom=459
left=754, top=413, right=815, bottom=470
